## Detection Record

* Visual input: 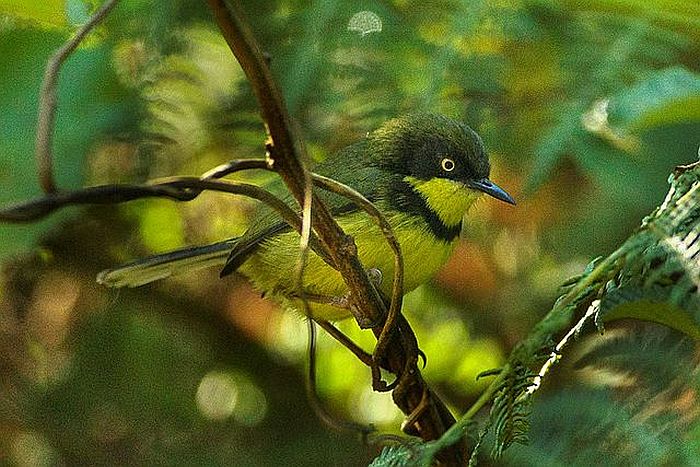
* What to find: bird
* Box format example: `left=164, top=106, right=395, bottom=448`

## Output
left=97, top=113, right=515, bottom=320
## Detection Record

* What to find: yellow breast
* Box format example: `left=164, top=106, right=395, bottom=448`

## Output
left=238, top=177, right=481, bottom=320
left=238, top=213, right=456, bottom=320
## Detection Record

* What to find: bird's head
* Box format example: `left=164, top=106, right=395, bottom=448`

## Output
left=367, top=114, right=515, bottom=236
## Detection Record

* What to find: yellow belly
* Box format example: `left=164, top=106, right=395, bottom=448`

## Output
left=238, top=212, right=458, bottom=320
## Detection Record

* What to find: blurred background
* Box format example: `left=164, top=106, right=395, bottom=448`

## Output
left=1, top=0, right=699, bottom=465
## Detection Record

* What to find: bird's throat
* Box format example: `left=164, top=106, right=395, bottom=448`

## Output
left=404, top=176, right=481, bottom=228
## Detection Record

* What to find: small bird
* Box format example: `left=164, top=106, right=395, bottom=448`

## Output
left=98, top=114, right=515, bottom=320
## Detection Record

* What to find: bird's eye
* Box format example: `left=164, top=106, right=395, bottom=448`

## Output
left=441, top=158, right=455, bottom=172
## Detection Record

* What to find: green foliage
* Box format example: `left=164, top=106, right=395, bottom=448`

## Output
left=490, top=364, right=534, bottom=457
left=368, top=444, right=418, bottom=467
left=0, top=0, right=67, bottom=28
left=528, top=0, right=700, bottom=39
left=503, top=389, right=684, bottom=466
left=609, top=67, right=700, bottom=130
left=574, top=330, right=696, bottom=393
left=502, top=327, right=700, bottom=465
left=516, top=0, right=699, bottom=256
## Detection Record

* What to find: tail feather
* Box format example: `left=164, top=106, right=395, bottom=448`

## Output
left=97, top=240, right=236, bottom=288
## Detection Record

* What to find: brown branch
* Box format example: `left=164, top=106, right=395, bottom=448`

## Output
left=205, top=1, right=465, bottom=462
left=205, top=0, right=387, bottom=331
left=0, top=177, right=327, bottom=261
left=0, top=183, right=191, bottom=222
left=35, top=0, right=120, bottom=194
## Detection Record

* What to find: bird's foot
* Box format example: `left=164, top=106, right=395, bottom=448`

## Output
left=366, top=267, right=383, bottom=288
left=293, top=268, right=387, bottom=328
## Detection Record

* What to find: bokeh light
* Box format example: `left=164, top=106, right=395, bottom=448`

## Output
left=196, top=370, right=267, bottom=426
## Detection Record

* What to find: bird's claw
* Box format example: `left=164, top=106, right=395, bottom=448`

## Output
left=366, top=267, right=383, bottom=288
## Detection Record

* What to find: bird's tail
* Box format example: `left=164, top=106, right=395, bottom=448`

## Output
left=97, top=240, right=236, bottom=288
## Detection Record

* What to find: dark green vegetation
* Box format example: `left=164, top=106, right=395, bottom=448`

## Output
left=1, top=1, right=699, bottom=465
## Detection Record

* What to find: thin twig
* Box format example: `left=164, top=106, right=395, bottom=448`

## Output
left=0, top=184, right=190, bottom=222
left=205, top=0, right=387, bottom=331
left=0, top=177, right=328, bottom=265
left=35, top=0, right=120, bottom=194
left=316, top=320, right=373, bottom=366
left=297, top=158, right=377, bottom=436
left=305, top=319, right=374, bottom=436
left=294, top=157, right=314, bottom=297
left=0, top=178, right=281, bottom=221
left=201, top=158, right=271, bottom=179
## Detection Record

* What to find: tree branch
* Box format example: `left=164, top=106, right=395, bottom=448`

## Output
left=204, top=0, right=390, bottom=330
left=35, top=0, right=120, bottom=194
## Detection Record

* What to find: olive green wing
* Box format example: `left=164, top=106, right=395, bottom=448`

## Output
left=220, top=140, right=383, bottom=275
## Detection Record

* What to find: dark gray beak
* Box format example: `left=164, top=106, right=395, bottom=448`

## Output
left=468, top=178, right=516, bottom=205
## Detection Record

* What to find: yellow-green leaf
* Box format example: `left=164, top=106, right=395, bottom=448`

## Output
left=0, top=0, right=67, bottom=29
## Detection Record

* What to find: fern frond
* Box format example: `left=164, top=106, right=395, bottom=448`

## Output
left=369, top=445, right=415, bottom=467
left=502, top=389, right=680, bottom=466
left=491, top=363, right=535, bottom=457
left=595, top=167, right=700, bottom=336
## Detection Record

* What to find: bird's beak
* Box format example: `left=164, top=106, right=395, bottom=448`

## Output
left=468, top=178, right=516, bottom=205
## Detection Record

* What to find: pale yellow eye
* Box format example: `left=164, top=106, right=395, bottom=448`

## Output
left=441, top=158, right=455, bottom=172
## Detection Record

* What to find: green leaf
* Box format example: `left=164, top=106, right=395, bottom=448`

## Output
left=0, top=0, right=67, bottom=28
left=368, top=445, right=417, bottom=467
left=491, top=363, right=534, bottom=457
left=527, top=0, right=700, bottom=39
left=609, top=67, right=700, bottom=130
left=599, top=286, right=700, bottom=339
left=503, top=389, right=677, bottom=466
left=574, top=330, right=696, bottom=393
left=524, top=103, right=586, bottom=193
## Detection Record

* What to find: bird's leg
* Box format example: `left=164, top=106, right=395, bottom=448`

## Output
left=371, top=312, right=425, bottom=394
left=357, top=267, right=413, bottom=393
left=348, top=267, right=391, bottom=330
left=365, top=267, right=383, bottom=288
left=287, top=267, right=387, bottom=315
